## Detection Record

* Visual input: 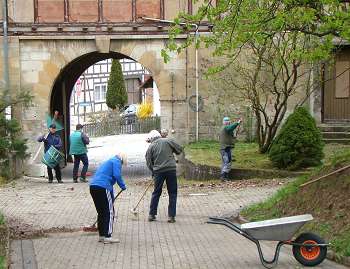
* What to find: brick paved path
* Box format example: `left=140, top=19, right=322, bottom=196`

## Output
left=0, top=134, right=346, bottom=269
left=0, top=177, right=345, bottom=269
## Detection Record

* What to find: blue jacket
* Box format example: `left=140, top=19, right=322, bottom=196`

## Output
left=89, top=156, right=126, bottom=197
left=37, top=133, right=62, bottom=153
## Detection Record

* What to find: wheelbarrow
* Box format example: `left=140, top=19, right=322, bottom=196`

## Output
left=208, top=214, right=328, bottom=268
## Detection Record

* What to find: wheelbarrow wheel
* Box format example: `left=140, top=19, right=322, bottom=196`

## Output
left=292, top=232, right=327, bottom=267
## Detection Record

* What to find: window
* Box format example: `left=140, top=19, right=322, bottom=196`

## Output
left=94, top=84, right=107, bottom=102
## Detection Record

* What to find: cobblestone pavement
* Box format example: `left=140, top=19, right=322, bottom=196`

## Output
left=0, top=134, right=346, bottom=269
left=0, top=177, right=345, bottom=269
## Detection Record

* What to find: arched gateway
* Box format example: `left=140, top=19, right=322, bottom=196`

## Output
left=1, top=0, right=216, bottom=176
left=16, top=38, right=195, bottom=176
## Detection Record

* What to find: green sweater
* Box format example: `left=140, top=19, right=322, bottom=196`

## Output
left=69, top=131, right=88, bottom=155
left=219, top=122, right=239, bottom=149
left=145, top=137, right=183, bottom=173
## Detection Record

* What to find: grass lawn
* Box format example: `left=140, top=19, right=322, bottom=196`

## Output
left=185, top=140, right=350, bottom=170
left=241, top=149, right=350, bottom=259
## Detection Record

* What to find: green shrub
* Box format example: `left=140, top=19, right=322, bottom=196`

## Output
left=106, top=59, right=127, bottom=110
left=268, top=106, right=324, bottom=169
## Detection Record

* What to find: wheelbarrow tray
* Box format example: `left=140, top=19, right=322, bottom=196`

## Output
left=240, top=214, right=313, bottom=241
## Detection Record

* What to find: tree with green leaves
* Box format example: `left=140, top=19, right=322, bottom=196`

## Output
left=106, top=59, right=127, bottom=110
left=0, top=89, right=32, bottom=179
left=163, top=0, right=350, bottom=152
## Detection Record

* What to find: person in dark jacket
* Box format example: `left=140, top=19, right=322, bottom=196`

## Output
left=89, top=152, right=127, bottom=244
left=145, top=130, right=183, bottom=223
left=219, top=117, right=242, bottom=180
left=37, top=123, right=63, bottom=183
left=69, top=124, right=90, bottom=183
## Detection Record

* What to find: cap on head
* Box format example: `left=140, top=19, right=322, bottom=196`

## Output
left=223, top=117, right=230, bottom=124
left=49, top=123, right=56, bottom=129
left=76, top=123, right=84, bottom=130
left=147, top=130, right=161, bottom=142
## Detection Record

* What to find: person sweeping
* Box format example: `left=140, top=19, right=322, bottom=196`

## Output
left=89, top=152, right=127, bottom=243
left=145, top=130, right=183, bottom=223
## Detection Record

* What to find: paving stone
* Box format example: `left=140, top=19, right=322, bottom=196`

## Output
left=0, top=134, right=346, bottom=269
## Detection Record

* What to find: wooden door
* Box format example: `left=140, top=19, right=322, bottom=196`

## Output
left=323, top=48, right=350, bottom=122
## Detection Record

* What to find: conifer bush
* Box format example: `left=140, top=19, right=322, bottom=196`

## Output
left=106, top=59, right=127, bottom=110
left=268, top=107, right=324, bottom=170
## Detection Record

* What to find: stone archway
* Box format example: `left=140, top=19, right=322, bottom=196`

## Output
left=18, top=38, right=191, bottom=176
left=50, top=51, right=142, bottom=162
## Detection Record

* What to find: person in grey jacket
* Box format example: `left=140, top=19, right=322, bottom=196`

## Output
left=145, top=130, right=183, bottom=223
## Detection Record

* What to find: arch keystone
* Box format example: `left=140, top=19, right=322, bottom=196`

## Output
left=95, top=37, right=111, bottom=53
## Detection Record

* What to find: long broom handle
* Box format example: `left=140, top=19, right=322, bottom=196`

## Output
left=300, top=164, right=350, bottom=187
left=132, top=180, right=153, bottom=210
left=91, top=189, right=124, bottom=227
left=29, top=132, right=50, bottom=164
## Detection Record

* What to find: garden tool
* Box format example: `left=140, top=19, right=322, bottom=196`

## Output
left=130, top=179, right=153, bottom=217
left=83, top=189, right=124, bottom=232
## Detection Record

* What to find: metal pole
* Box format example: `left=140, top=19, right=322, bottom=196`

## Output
left=2, top=0, right=10, bottom=94
left=195, top=27, right=199, bottom=141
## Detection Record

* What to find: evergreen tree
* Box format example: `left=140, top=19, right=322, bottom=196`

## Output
left=106, top=59, right=127, bottom=110
left=0, top=90, right=32, bottom=179
left=268, top=107, right=324, bottom=170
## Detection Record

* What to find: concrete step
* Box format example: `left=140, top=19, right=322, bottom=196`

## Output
left=322, top=132, right=350, bottom=139
left=323, top=138, right=350, bottom=144
left=318, top=125, right=350, bottom=132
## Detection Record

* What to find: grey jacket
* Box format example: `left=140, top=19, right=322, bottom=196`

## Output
left=145, top=137, right=183, bottom=173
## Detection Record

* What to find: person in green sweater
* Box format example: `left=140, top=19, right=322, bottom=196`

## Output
left=220, top=116, right=242, bottom=180
left=69, top=124, right=90, bottom=183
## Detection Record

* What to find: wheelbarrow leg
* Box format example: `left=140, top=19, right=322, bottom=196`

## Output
left=208, top=217, right=285, bottom=269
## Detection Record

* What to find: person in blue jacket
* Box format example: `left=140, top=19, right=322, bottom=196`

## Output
left=89, top=152, right=127, bottom=244
left=37, top=123, right=63, bottom=183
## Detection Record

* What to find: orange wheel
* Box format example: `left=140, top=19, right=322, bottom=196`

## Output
left=300, top=240, right=320, bottom=260
left=292, top=233, right=327, bottom=266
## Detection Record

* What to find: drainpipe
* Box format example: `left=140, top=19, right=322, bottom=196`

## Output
left=141, top=17, right=199, bottom=140
left=194, top=26, right=199, bottom=141
left=2, top=0, right=10, bottom=94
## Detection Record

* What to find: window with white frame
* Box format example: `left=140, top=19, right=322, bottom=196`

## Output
left=94, top=84, right=107, bottom=102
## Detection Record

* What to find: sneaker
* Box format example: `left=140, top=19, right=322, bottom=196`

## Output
left=79, top=177, right=88, bottom=183
left=148, top=215, right=156, bottom=222
left=98, top=236, right=105, bottom=242
left=57, top=180, right=63, bottom=184
left=103, top=237, right=120, bottom=244
left=168, top=217, right=176, bottom=223
left=48, top=180, right=53, bottom=183
left=73, top=177, right=78, bottom=183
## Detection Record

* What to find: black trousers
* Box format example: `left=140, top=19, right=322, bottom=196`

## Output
left=47, top=165, right=61, bottom=182
left=149, top=170, right=178, bottom=217
left=90, top=186, right=114, bottom=237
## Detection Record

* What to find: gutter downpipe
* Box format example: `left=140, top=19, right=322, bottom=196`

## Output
left=194, top=25, right=199, bottom=141
left=141, top=17, right=199, bottom=141
left=2, top=0, right=10, bottom=95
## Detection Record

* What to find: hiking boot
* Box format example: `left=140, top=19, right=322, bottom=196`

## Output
left=103, top=237, right=120, bottom=244
left=168, top=217, right=176, bottom=223
left=79, top=177, right=88, bottom=183
left=148, top=215, right=156, bottom=222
